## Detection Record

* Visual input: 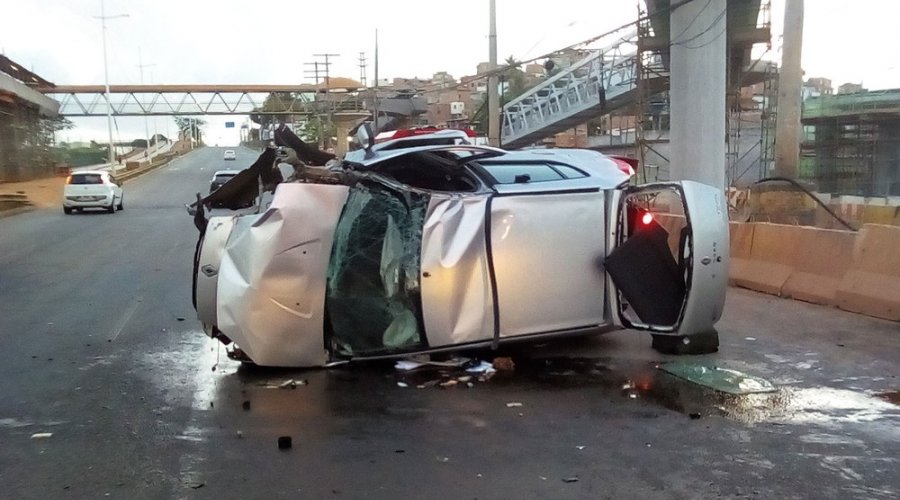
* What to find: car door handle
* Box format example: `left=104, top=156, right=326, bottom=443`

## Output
left=201, top=265, right=218, bottom=277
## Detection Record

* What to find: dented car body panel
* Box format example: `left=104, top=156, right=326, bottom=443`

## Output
left=190, top=126, right=729, bottom=367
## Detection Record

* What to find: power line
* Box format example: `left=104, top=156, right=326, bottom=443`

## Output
left=669, top=0, right=713, bottom=45
left=671, top=6, right=726, bottom=48
left=416, top=0, right=699, bottom=95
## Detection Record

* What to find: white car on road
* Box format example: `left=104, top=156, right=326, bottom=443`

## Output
left=63, top=171, right=123, bottom=214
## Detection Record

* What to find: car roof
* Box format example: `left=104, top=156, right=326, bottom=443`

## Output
left=71, top=170, right=107, bottom=176
left=213, top=169, right=241, bottom=176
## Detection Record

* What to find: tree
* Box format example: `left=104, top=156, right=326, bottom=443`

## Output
left=472, top=57, right=531, bottom=136
left=174, top=117, right=206, bottom=144
left=19, top=115, right=76, bottom=172
left=298, top=116, right=336, bottom=147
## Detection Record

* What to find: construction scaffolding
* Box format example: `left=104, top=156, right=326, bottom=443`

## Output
left=758, top=61, right=778, bottom=179
left=802, top=90, right=900, bottom=196
left=635, top=4, right=670, bottom=183
left=632, top=0, right=771, bottom=187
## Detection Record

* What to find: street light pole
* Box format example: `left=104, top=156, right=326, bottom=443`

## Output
left=487, top=0, right=499, bottom=147
left=137, top=47, right=155, bottom=164
left=96, top=0, right=128, bottom=172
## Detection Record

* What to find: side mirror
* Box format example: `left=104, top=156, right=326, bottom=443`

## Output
left=356, top=123, right=375, bottom=157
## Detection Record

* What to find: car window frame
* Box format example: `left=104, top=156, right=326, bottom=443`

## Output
left=469, top=160, right=589, bottom=187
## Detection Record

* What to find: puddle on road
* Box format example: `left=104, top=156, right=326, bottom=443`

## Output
left=159, top=338, right=900, bottom=429
left=389, top=356, right=900, bottom=426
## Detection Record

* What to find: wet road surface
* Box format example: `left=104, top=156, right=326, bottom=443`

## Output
left=0, top=148, right=898, bottom=499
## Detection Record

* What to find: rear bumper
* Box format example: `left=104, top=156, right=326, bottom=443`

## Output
left=63, top=194, right=115, bottom=208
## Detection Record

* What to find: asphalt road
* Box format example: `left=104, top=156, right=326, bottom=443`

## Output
left=0, top=147, right=898, bottom=499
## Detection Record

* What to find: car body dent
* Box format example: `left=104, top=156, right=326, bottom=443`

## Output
left=215, top=183, right=349, bottom=367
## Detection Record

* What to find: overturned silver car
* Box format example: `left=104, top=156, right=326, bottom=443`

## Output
left=189, top=125, right=729, bottom=367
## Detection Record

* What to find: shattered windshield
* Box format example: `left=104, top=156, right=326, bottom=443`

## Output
left=326, top=180, right=430, bottom=356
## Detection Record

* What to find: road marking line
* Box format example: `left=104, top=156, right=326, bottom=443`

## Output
left=109, top=298, right=141, bottom=341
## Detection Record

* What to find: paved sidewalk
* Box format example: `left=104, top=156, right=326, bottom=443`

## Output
left=0, top=176, right=65, bottom=209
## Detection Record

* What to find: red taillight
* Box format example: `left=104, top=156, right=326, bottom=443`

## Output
left=610, top=156, right=638, bottom=177
left=641, top=212, right=654, bottom=225
left=463, top=127, right=476, bottom=137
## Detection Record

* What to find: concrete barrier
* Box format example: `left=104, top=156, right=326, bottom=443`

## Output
left=730, top=223, right=800, bottom=296
left=728, top=222, right=755, bottom=287
left=726, top=220, right=900, bottom=322
left=835, top=224, right=900, bottom=321
left=781, top=227, right=856, bottom=305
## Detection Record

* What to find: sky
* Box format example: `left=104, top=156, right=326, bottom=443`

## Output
left=2, top=0, right=899, bottom=145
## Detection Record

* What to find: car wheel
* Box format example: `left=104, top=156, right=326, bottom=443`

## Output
left=107, top=199, right=116, bottom=214
left=63, top=207, right=73, bottom=214
left=117, top=196, right=124, bottom=211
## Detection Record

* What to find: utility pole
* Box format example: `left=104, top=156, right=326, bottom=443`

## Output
left=309, top=53, right=340, bottom=148
left=487, top=0, right=499, bottom=147
left=358, top=52, right=367, bottom=87
left=136, top=47, right=155, bottom=164
left=312, top=53, right=340, bottom=88
left=95, top=0, right=128, bottom=171
left=775, top=0, right=805, bottom=178
left=374, top=29, right=380, bottom=132
left=304, top=61, right=324, bottom=148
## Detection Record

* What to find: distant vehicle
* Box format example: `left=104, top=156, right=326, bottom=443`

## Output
left=223, top=150, right=236, bottom=161
left=208, top=169, right=250, bottom=209
left=209, top=169, right=241, bottom=194
left=63, top=171, right=123, bottom=214
left=187, top=124, right=730, bottom=368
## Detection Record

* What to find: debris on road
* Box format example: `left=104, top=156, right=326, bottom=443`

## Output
left=562, top=476, right=579, bottom=483
left=493, top=357, right=515, bottom=371
left=465, top=361, right=496, bottom=375
left=660, top=361, right=776, bottom=395
left=279, top=379, right=304, bottom=389
left=877, top=391, right=900, bottom=405
left=242, top=400, right=251, bottom=411
left=30, top=432, right=53, bottom=439
left=506, top=402, right=523, bottom=408
left=278, top=436, right=292, bottom=450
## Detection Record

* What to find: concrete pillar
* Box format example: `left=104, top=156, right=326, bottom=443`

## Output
left=669, top=0, right=727, bottom=188
left=775, top=0, right=804, bottom=178
left=332, top=113, right=370, bottom=157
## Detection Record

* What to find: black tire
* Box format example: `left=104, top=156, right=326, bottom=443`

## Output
left=107, top=199, right=116, bottom=214
left=117, top=196, right=124, bottom=211
left=63, top=207, right=73, bottom=214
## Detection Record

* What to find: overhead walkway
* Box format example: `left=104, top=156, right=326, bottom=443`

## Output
left=501, top=32, right=660, bottom=150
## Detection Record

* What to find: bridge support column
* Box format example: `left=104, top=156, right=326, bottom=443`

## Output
left=669, top=0, right=727, bottom=188
left=332, top=113, right=370, bottom=158
left=774, top=0, right=805, bottom=179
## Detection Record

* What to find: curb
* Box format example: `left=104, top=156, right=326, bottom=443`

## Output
left=0, top=205, right=35, bottom=219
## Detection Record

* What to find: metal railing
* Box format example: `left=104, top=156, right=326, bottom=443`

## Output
left=500, top=30, right=657, bottom=148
